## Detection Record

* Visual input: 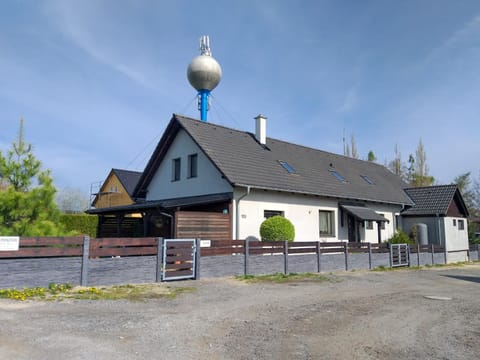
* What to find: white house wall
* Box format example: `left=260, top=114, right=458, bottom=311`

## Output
left=443, top=217, right=469, bottom=262
left=233, top=188, right=399, bottom=242
left=146, top=129, right=232, bottom=201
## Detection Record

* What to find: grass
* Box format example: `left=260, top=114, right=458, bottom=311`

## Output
left=0, top=282, right=196, bottom=302
left=235, top=272, right=331, bottom=283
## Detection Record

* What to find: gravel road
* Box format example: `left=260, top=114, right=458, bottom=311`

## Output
left=1, top=265, right=479, bottom=360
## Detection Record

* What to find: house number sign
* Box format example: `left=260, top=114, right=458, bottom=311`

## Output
left=0, top=236, right=19, bottom=251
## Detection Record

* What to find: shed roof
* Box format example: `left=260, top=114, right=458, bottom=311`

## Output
left=402, top=185, right=469, bottom=216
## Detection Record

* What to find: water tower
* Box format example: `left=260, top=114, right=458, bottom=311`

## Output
left=187, top=36, right=222, bottom=121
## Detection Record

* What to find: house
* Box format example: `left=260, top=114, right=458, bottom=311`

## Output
left=92, top=168, right=142, bottom=209
left=90, top=168, right=144, bottom=237
left=401, top=185, right=469, bottom=262
left=90, top=114, right=415, bottom=243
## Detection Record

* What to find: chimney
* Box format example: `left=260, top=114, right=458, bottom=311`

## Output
left=255, top=114, right=267, bottom=145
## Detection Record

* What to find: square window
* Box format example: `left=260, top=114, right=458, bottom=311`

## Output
left=458, top=219, right=465, bottom=230
left=264, top=210, right=284, bottom=219
left=172, top=158, right=181, bottom=181
left=188, top=154, right=198, bottom=178
left=366, top=221, right=373, bottom=230
left=319, top=210, right=335, bottom=237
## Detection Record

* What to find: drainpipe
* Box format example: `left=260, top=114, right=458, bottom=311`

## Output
left=436, top=214, right=442, bottom=246
left=235, top=186, right=251, bottom=240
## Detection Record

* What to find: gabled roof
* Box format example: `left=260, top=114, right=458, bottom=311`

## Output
left=135, top=114, right=414, bottom=206
left=402, top=185, right=469, bottom=216
left=111, top=168, right=142, bottom=197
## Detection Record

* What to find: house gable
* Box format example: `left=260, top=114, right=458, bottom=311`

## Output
left=145, top=128, right=232, bottom=201
left=93, top=171, right=134, bottom=208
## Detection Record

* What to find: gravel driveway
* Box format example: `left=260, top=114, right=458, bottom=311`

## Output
left=1, top=265, right=479, bottom=360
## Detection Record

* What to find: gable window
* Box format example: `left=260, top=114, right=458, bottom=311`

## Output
left=458, top=219, right=465, bottom=230
left=264, top=210, right=284, bottom=219
left=188, top=153, right=198, bottom=178
left=172, top=158, right=181, bottom=182
left=453, top=219, right=457, bottom=226
left=319, top=210, right=335, bottom=237
left=366, top=221, right=373, bottom=230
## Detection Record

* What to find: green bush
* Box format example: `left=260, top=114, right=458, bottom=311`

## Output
left=388, top=229, right=413, bottom=245
left=260, top=216, right=295, bottom=242
left=60, top=214, right=98, bottom=238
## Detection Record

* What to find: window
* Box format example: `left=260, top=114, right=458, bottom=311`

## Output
left=319, top=210, right=335, bottom=237
left=264, top=210, right=284, bottom=219
left=453, top=219, right=457, bottom=226
left=188, top=153, right=198, bottom=178
left=278, top=160, right=296, bottom=174
left=458, top=219, right=465, bottom=230
left=361, top=175, right=375, bottom=185
left=330, top=169, right=346, bottom=182
left=366, top=221, right=373, bottom=230
left=172, top=158, right=181, bottom=181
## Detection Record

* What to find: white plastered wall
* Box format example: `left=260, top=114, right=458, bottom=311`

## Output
left=146, top=129, right=232, bottom=201
left=443, top=217, right=469, bottom=262
left=233, top=188, right=400, bottom=242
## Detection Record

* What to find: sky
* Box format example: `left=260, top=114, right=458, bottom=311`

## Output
left=1, top=0, right=479, bottom=199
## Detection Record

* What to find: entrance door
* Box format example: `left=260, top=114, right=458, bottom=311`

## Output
left=347, top=214, right=357, bottom=242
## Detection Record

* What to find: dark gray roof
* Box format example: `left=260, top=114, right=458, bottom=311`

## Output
left=402, top=185, right=468, bottom=216
left=112, top=169, right=142, bottom=197
left=341, top=205, right=388, bottom=222
left=135, top=114, right=414, bottom=206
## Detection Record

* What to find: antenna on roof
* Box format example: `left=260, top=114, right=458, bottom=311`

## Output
left=187, top=36, right=222, bottom=122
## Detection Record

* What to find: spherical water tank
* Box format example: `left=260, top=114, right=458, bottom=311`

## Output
left=187, top=55, right=222, bottom=91
left=414, top=223, right=428, bottom=245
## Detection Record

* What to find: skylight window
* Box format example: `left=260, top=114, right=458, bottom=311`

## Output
left=278, top=160, right=296, bottom=174
left=361, top=175, right=375, bottom=185
left=330, top=169, right=346, bottom=182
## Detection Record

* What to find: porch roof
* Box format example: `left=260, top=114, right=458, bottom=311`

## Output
left=341, top=205, right=389, bottom=222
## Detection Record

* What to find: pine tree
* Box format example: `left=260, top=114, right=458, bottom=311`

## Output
left=0, top=118, right=65, bottom=236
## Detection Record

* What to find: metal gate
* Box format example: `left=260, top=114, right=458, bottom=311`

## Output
left=390, top=244, right=410, bottom=267
left=161, top=239, right=197, bottom=281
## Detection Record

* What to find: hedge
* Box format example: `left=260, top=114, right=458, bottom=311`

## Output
left=59, top=214, right=98, bottom=238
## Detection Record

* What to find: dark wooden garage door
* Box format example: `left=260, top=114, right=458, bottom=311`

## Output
left=175, top=211, right=231, bottom=240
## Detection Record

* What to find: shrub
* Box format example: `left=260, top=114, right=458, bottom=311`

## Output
left=259, top=216, right=295, bottom=242
left=60, top=214, right=98, bottom=237
left=388, top=229, right=413, bottom=245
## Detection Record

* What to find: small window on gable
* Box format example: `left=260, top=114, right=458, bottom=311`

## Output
left=330, top=169, right=346, bottom=182
left=453, top=219, right=457, bottom=226
left=188, top=153, right=198, bottom=178
left=264, top=210, right=284, bottom=219
left=278, top=160, right=296, bottom=174
left=361, top=175, right=375, bottom=185
left=458, top=219, right=465, bottom=230
left=172, top=158, right=181, bottom=182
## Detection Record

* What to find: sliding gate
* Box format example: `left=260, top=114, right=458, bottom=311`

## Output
left=390, top=244, right=410, bottom=267
left=161, top=239, right=197, bottom=281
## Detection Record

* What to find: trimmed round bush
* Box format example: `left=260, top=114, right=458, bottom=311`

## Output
left=260, top=216, right=295, bottom=242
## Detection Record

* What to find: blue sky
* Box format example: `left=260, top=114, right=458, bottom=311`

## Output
left=1, top=0, right=479, bottom=197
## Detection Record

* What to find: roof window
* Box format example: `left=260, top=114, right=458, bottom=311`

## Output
left=330, top=169, right=346, bottom=182
left=361, top=175, right=375, bottom=185
left=278, top=160, right=296, bottom=174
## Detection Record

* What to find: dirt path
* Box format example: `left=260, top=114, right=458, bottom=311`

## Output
left=1, top=265, right=479, bottom=360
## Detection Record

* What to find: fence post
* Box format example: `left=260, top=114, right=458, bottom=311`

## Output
left=431, top=244, right=435, bottom=265
left=80, top=235, right=90, bottom=287
left=195, top=238, right=201, bottom=280
left=417, top=243, right=420, bottom=266
left=244, top=238, right=249, bottom=276
left=368, top=242, right=372, bottom=270
left=444, top=245, right=447, bottom=264
left=284, top=240, right=288, bottom=275
left=316, top=242, right=321, bottom=273
left=155, top=237, right=163, bottom=282
left=389, top=243, right=393, bottom=268
left=344, top=242, right=349, bottom=271
left=407, top=244, right=411, bottom=267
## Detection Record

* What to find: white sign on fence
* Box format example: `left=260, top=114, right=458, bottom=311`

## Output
left=0, top=236, right=20, bottom=251
left=200, top=240, right=211, bottom=248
